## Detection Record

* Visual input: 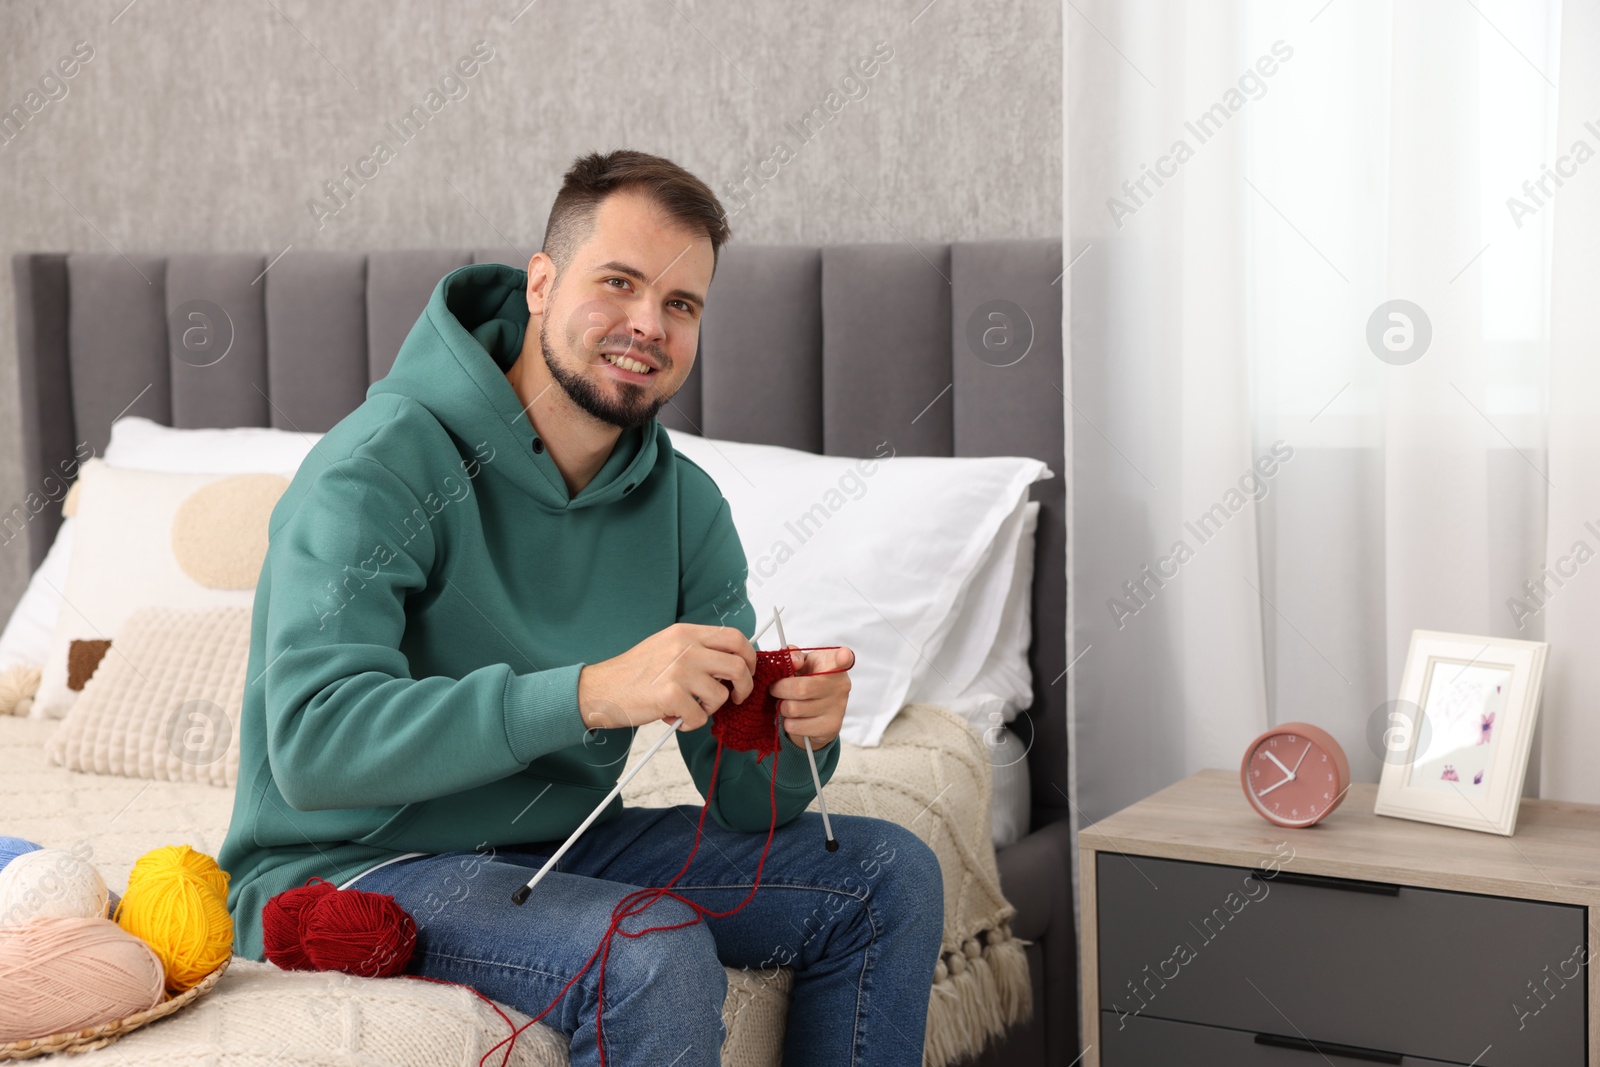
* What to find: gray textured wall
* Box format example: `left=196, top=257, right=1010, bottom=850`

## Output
left=0, top=0, right=1061, bottom=621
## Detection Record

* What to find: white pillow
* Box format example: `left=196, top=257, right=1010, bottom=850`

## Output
left=666, top=430, right=1051, bottom=746
left=979, top=499, right=1039, bottom=718
left=911, top=499, right=1039, bottom=727
left=0, top=517, right=75, bottom=673
left=31, top=460, right=288, bottom=719
left=913, top=499, right=1039, bottom=848
left=988, top=735, right=1032, bottom=848
left=947, top=501, right=1039, bottom=849
left=104, top=416, right=324, bottom=473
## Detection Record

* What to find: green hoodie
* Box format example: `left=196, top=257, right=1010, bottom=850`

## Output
left=217, top=262, right=839, bottom=962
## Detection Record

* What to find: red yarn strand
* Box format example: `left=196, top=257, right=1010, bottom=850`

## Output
left=478, top=645, right=848, bottom=1067
left=267, top=645, right=848, bottom=1067
left=483, top=736, right=781, bottom=1067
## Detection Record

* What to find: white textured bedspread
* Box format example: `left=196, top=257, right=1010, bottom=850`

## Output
left=0, top=703, right=1025, bottom=1066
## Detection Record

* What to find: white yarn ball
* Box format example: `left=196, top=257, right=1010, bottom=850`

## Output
left=0, top=848, right=109, bottom=926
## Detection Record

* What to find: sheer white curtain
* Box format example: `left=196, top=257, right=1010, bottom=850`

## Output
left=1067, top=0, right=1578, bottom=825
left=1543, top=0, right=1600, bottom=803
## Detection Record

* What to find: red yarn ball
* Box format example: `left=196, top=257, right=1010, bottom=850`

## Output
left=262, top=877, right=417, bottom=978
left=262, top=877, right=337, bottom=971
left=302, top=888, right=417, bottom=978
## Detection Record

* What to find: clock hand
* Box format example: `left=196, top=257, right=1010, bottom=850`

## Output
left=1265, top=751, right=1295, bottom=779
left=1290, top=741, right=1312, bottom=776
left=1256, top=774, right=1295, bottom=797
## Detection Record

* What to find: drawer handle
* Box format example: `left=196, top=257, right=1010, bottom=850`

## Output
left=1254, top=1032, right=1403, bottom=1064
left=1250, top=869, right=1401, bottom=896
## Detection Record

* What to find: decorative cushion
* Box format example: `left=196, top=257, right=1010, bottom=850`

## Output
left=46, top=606, right=252, bottom=788
left=0, top=416, right=317, bottom=678
left=31, top=460, right=287, bottom=720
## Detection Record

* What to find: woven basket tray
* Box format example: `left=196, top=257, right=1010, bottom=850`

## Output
left=0, top=956, right=230, bottom=1059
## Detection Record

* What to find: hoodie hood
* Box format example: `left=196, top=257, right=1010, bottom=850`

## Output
left=368, top=261, right=661, bottom=512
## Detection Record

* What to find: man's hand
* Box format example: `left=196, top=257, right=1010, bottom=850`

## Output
left=769, top=645, right=855, bottom=748
left=578, top=623, right=756, bottom=732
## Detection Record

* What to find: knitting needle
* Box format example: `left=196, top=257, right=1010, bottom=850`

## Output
left=774, top=606, right=839, bottom=852
left=512, top=611, right=781, bottom=905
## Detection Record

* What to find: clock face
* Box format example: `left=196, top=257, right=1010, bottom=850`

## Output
left=1242, top=725, right=1349, bottom=827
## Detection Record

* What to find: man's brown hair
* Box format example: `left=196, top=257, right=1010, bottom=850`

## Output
left=542, top=149, right=731, bottom=282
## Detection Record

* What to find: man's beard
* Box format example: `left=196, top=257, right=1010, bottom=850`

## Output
left=540, top=317, right=671, bottom=432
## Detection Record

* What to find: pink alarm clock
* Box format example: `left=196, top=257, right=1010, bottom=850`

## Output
left=1240, top=722, right=1351, bottom=828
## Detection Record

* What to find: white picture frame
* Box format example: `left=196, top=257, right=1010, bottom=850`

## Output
left=1374, top=630, right=1548, bottom=836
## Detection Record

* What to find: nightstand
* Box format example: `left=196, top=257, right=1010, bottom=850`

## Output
left=1079, top=769, right=1600, bottom=1066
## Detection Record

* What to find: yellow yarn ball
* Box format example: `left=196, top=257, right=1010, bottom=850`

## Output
left=130, top=844, right=230, bottom=900
left=114, top=845, right=233, bottom=993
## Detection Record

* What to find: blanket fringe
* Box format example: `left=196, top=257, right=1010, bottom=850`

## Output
left=921, top=922, right=1032, bottom=1067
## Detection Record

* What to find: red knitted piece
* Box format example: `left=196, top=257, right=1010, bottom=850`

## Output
left=709, top=649, right=797, bottom=756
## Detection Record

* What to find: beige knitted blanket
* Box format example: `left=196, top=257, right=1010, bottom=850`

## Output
left=0, top=704, right=1026, bottom=1065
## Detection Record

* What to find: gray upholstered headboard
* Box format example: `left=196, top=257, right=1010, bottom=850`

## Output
left=10, top=240, right=1065, bottom=827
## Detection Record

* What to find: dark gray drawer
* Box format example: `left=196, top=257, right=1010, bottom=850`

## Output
left=1103, top=1011, right=1468, bottom=1066
left=1097, top=854, right=1585, bottom=1066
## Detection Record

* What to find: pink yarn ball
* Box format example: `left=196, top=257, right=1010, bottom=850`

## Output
left=0, top=916, right=165, bottom=1040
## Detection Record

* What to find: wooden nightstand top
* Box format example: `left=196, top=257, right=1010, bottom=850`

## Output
left=1079, top=768, right=1600, bottom=907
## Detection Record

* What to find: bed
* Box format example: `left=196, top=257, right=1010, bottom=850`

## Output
left=7, top=238, right=1073, bottom=1065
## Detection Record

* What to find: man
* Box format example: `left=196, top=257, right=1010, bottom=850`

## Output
left=218, top=149, right=943, bottom=1066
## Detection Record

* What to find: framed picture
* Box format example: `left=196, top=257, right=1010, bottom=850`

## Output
left=1374, top=630, right=1549, bottom=836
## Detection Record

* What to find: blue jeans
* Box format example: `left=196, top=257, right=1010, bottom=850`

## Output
left=351, top=805, right=944, bottom=1067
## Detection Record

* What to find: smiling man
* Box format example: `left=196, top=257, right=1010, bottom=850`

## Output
left=217, top=150, right=943, bottom=1066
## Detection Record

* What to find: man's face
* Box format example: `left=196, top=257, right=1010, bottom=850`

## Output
left=535, top=190, right=713, bottom=431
